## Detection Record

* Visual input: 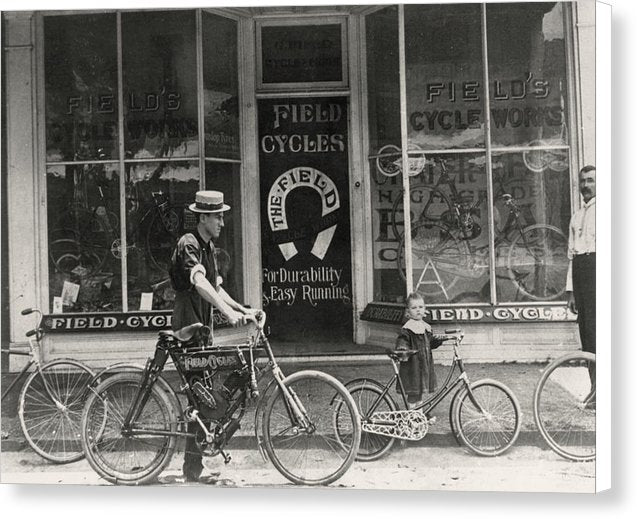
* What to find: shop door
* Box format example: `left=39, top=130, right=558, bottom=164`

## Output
left=258, top=96, right=353, bottom=345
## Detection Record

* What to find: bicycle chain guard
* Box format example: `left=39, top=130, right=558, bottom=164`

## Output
left=362, top=409, right=429, bottom=441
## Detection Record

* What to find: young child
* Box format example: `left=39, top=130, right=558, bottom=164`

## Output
left=395, top=292, right=444, bottom=411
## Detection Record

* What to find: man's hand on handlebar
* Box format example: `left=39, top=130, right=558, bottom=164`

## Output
left=225, top=309, right=248, bottom=327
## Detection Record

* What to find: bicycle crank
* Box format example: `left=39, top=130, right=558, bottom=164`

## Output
left=362, top=410, right=429, bottom=441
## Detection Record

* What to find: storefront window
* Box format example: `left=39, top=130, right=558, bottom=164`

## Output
left=47, top=164, right=122, bottom=312
left=366, top=6, right=404, bottom=302
left=487, top=2, right=569, bottom=148
left=44, top=10, right=243, bottom=316
left=366, top=2, right=571, bottom=307
left=44, top=14, right=118, bottom=162
left=492, top=152, right=570, bottom=302
left=203, top=12, right=240, bottom=160
left=125, top=161, right=199, bottom=311
left=405, top=3, right=484, bottom=151
left=488, top=2, right=570, bottom=302
left=122, top=11, right=199, bottom=159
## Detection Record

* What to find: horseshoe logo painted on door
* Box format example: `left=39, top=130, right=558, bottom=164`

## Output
left=267, top=167, right=340, bottom=261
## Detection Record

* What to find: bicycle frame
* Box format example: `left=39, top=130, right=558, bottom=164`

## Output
left=116, top=314, right=311, bottom=444
left=362, top=336, right=486, bottom=421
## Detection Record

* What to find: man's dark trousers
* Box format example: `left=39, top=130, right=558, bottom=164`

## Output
left=573, top=253, right=596, bottom=386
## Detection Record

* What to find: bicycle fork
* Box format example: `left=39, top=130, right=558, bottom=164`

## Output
left=122, top=345, right=169, bottom=431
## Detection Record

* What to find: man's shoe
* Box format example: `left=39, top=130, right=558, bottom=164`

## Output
left=183, top=463, right=203, bottom=483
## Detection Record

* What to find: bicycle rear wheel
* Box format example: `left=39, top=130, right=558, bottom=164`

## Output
left=533, top=352, right=596, bottom=461
left=336, top=379, right=397, bottom=462
left=262, top=370, right=361, bottom=486
left=507, top=224, right=568, bottom=301
left=18, top=359, right=95, bottom=463
left=81, top=372, right=178, bottom=485
left=452, top=379, right=521, bottom=456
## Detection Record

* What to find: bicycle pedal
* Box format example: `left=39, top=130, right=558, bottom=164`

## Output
left=220, top=449, right=232, bottom=464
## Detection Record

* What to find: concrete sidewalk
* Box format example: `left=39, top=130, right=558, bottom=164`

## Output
left=1, top=357, right=550, bottom=453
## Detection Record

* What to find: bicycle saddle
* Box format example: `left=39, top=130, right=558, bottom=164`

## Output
left=159, top=323, right=205, bottom=343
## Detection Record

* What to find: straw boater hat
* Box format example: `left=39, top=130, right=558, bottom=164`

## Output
left=188, top=190, right=231, bottom=213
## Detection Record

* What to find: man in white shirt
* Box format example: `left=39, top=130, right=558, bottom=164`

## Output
left=566, top=165, right=596, bottom=393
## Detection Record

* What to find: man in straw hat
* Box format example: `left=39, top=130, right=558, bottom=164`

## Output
left=170, top=190, right=255, bottom=481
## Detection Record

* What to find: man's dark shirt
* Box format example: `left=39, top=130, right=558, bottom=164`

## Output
left=169, top=230, right=219, bottom=330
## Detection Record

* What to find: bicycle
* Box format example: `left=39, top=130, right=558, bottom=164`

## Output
left=80, top=311, right=361, bottom=486
left=49, top=163, right=188, bottom=280
left=394, top=158, right=568, bottom=301
left=1, top=308, right=95, bottom=463
left=333, top=329, right=521, bottom=461
left=533, top=351, right=595, bottom=461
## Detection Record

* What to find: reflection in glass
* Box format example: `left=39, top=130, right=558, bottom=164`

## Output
left=44, top=14, right=118, bottom=162
left=125, top=161, right=199, bottom=311
left=203, top=13, right=240, bottom=159
left=492, top=152, right=570, bottom=302
left=487, top=2, right=569, bottom=148
left=205, top=162, right=243, bottom=301
left=405, top=3, right=484, bottom=150
left=122, top=11, right=198, bottom=159
left=395, top=154, right=490, bottom=304
left=47, top=164, right=121, bottom=312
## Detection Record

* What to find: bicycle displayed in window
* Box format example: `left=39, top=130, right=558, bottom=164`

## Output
left=49, top=166, right=187, bottom=280
left=80, top=312, right=361, bottom=486
left=1, top=308, right=95, bottom=463
left=392, top=157, right=568, bottom=301
left=332, top=330, right=521, bottom=461
left=533, top=351, right=595, bottom=461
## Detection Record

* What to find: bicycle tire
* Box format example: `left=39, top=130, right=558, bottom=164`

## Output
left=391, top=185, right=454, bottom=243
left=337, top=379, right=398, bottom=462
left=506, top=224, right=568, bottom=301
left=145, top=205, right=183, bottom=274
left=533, top=352, right=596, bottom=461
left=49, top=208, right=112, bottom=276
left=18, top=359, right=95, bottom=463
left=262, top=370, right=361, bottom=486
left=452, top=378, right=521, bottom=457
left=81, top=372, right=178, bottom=485
left=396, top=222, right=469, bottom=299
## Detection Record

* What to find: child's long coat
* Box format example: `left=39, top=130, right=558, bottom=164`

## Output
left=395, top=320, right=444, bottom=398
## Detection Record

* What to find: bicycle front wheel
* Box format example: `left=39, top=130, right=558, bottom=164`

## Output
left=81, top=372, right=178, bottom=485
left=336, top=379, right=398, bottom=462
left=18, top=359, right=95, bottom=463
left=533, top=352, right=596, bottom=461
left=507, top=224, right=568, bottom=301
left=452, top=379, right=521, bottom=456
left=262, top=370, right=361, bottom=486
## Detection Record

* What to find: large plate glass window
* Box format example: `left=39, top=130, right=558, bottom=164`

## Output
left=366, top=2, right=571, bottom=308
left=203, top=11, right=243, bottom=303
left=44, top=9, right=243, bottom=315
left=487, top=2, right=570, bottom=302
left=365, top=6, right=403, bottom=303
left=44, top=14, right=122, bottom=312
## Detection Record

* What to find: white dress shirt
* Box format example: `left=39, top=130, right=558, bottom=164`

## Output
left=566, top=197, right=596, bottom=291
